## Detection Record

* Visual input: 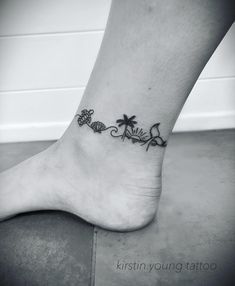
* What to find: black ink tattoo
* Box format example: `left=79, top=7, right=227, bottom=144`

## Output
left=75, top=109, right=167, bottom=151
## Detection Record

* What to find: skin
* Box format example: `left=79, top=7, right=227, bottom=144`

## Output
left=0, top=0, right=234, bottom=231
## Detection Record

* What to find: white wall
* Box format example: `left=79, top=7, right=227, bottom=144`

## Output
left=0, top=0, right=234, bottom=143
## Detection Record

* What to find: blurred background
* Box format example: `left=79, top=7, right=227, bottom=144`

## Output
left=0, top=0, right=234, bottom=143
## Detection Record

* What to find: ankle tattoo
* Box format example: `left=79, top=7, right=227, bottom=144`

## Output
left=75, top=109, right=167, bottom=151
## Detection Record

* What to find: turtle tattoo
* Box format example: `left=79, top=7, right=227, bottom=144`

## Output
left=75, top=108, right=167, bottom=151
left=75, top=109, right=94, bottom=126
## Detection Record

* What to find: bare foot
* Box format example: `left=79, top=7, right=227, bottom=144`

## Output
left=0, top=115, right=165, bottom=231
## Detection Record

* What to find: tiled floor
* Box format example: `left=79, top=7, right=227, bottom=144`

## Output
left=0, top=130, right=234, bottom=286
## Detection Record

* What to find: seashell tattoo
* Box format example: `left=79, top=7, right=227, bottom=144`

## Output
left=90, top=121, right=108, bottom=133
left=75, top=109, right=167, bottom=151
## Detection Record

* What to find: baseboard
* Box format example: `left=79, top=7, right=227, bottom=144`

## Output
left=1, top=78, right=234, bottom=143
left=0, top=122, right=67, bottom=143
left=0, top=112, right=234, bottom=143
left=173, top=111, right=235, bottom=132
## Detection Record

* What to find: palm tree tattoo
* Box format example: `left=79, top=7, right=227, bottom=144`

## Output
left=116, top=115, right=137, bottom=141
left=75, top=109, right=167, bottom=151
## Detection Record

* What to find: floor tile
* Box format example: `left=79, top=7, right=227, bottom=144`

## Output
left=0, top=141, right=94, bottom=286
left=0, top=211, right=94, bottom=286
left=94, top=130, right=235, bottom=286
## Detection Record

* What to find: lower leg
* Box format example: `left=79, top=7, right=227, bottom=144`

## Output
left=76, top=0, right=234, bottom=137
left=0, top=0, right=234, bottom=230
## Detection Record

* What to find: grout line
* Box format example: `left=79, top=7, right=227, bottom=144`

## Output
left=199, top=75, right=235, bottom=81
left=91, top=227, right=98, bottom=286
left=0, top=29, right=104, bottom=40
left=0, top=86, right=86, bottom=94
